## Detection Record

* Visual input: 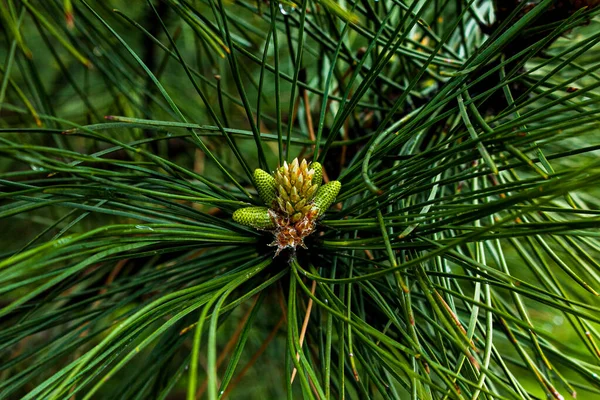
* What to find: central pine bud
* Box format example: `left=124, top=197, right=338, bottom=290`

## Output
left=273, top=158, right=319, bottom=222
left=233, top=157, right=340, bottom=257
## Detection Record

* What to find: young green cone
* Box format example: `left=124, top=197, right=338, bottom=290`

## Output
left=313, top=181, right=341, bottom=217
left=254, top=168, right=277, bottom=207
left=233, top=206, right=276, bottom=229
left=311, top=161, right=323, bottom=186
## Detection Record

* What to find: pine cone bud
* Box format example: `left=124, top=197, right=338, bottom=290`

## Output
left=313, top=181, right=341, bottom=217
left=233, top=206, right=276, bottom=229
left=233, top=158, right=341, bottom=256
left=274, top=158, right=319, bottom=222
left=254, top=168, right=277, bottom=207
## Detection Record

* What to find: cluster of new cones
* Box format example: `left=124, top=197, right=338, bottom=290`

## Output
left=233, top=158, right=341, bottom=256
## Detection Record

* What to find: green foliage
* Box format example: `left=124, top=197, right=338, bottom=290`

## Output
left=1, top=0, right=600, bottom=399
